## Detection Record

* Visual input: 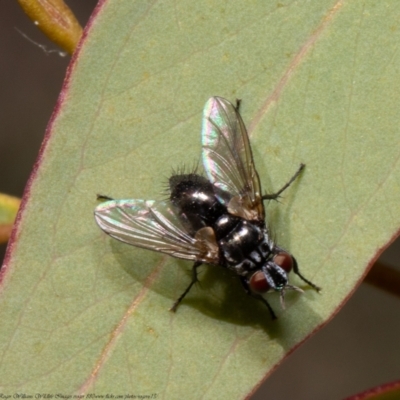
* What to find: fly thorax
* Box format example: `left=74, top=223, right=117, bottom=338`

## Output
left=258, top=234, right=272, bottom=258
left=234, top=233, right=271, bottom=270
left=218, top=219, right=264, bottom=267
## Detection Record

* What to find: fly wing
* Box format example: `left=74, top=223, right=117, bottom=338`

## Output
left=94, top=199, right=219, bottom=264
left=202, top=97, right=265, bottom=221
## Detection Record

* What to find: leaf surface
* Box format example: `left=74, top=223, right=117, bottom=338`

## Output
left=1, top=0, right=400, bottom=397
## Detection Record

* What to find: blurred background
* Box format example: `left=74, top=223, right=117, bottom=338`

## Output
left=1, top=2, right=399, bottom=399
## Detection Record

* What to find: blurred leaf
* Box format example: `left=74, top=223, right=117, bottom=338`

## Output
left=365, top=261, right=400, bottom=298
left=345, top=380, right=400, bottom=400
left=1, top=0, right=400, bottom=397
left=18, top=0, right=82, bottom=54
left=0, top=193, right=20, bottom=243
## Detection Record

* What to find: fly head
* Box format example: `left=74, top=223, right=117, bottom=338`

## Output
left=248, top=251, right=304, bottom=309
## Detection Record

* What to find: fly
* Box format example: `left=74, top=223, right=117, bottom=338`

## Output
left=94, top=97, right=320, bottom=319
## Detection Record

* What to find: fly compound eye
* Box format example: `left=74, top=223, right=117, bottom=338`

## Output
left=273, top=252, right=293, bottom=273
left=249, top=271, right=271, bottom=294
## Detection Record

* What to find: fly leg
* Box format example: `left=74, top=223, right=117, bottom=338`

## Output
left=97, top=194, right=114, bottom=201
left=234, top=99, right=303, bottom=203
left=292, top=258, right=321, bottom=292
left=235, top=98, right=242, bottom=112
left=170, top=261, right=202, bottom=312
left=262, top=164, right=305, bottom=201
left=239, top=277, right=277, bottom=320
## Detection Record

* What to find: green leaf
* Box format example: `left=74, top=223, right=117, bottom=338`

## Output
left=1, top=0, right=400, bottom=397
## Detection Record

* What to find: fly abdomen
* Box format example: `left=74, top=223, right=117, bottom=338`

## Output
left=169, top=173, right=226, bottom=228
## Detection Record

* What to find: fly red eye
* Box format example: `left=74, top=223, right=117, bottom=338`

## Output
left=249, top=271, right=270, bottom=294
left=273, top=252, right=293, bottom=273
